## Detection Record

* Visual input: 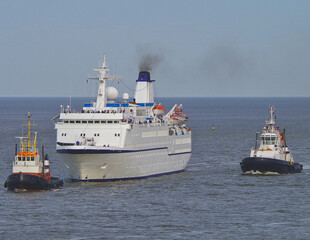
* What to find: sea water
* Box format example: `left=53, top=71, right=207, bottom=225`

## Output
left=0, top=97, right=310, bottom=239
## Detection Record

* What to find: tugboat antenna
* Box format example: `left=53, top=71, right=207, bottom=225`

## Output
left=283, top=128, right=287, bottom=161
left=42, top=145, right=45, bottom=178
left=254, top=132, right=259, bottom=156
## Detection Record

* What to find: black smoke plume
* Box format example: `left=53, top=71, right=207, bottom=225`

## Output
left=139, top=53, right=163, bottom=72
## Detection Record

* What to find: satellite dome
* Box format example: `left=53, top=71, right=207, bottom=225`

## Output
left=123, top=93, right=129, bottom=100
left=106, top=87, right=118, bottom=102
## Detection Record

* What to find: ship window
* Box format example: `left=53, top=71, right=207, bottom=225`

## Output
left=64, top=121, right=69, bottom=123
left=76, top=120, right=81, bottom=123
left=82, top=121, right=87, bottom=123
left=114, top=121, right=119, bottom=123
left=101, top=121, right=106, bottom=124
left=27, top=157, right=31, bottom=161
left=118, top=134, right=120, bottom=136
left=31, top=157, right=34, bottom=161
left=115, top=133, right=117, bottom=136
left=95, top=121, right=100, bottom=124
left=18, top=157, right=22, bottom=161
left=137, top=109, right=146, bottom=116
left=265, top=136, right=271, bottom=145
left=70, top=121, right=74, bottom=123
left=88, top=121, right=93, bottom=124
left=108, top=121, right=113, bottom=124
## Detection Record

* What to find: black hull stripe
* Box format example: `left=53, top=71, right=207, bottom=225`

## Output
left=57, top=147, right=191, bottom=155
left=69, top=169, right=185, bottom=182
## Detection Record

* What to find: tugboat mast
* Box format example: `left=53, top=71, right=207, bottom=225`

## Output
left=265, top=106, right=276, bottom=132
left=23, top=113, right=36, bottom=152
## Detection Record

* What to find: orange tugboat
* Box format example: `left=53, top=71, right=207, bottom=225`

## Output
left=4, top=113, right=63, bottom=191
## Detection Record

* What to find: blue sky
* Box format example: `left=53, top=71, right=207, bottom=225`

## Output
left=1, top=0, right=310, bottom=97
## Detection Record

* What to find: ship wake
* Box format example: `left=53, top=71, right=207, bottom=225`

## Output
left=242, top=170, right=280, bottom=176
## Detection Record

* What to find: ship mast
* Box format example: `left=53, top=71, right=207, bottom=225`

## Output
left=265, top=106, right=276, bottom=132
left=23, top=113, right=36, bottom=152
left=90, top=54, right=119, bottom=110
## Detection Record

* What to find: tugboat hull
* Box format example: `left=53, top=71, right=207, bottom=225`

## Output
left=240, top=157, right=303, bottom=174
left=4, top=174, right=63, bottom=191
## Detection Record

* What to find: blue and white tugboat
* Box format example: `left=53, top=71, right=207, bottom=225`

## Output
left=240, top=107, right=303, bottom=174
left=4, top=113, right=63, bottom=191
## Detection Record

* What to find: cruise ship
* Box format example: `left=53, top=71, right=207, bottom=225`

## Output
left=54, top=55, right=191, bottom=181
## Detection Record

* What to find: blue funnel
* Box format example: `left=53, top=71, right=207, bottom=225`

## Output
left=136, top=71, right=154, bottom=82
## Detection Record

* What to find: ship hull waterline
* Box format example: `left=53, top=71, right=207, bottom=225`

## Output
left=4, top=174, right=63, bottom=191
left=57, top=149, right=191, bottom=181
left=240, top=157, right=303, bottom=174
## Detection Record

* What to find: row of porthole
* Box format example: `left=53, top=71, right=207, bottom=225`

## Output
left=128, top=141, right=170, bottom=148
left=63, top=120, right=120, bottom=124
left=132, top=152, right=164, bottom=158
left=62, top=133, right=118, bottom=137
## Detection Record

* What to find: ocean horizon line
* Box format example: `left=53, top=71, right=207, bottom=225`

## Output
left=1, top=96, right=310, bottom=99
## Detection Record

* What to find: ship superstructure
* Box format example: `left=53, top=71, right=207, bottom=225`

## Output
left=55, top=55, right=191, bottom=181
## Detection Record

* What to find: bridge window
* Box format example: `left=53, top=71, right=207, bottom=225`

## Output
left=70, top=121, right=74, bottom=123
left=108, top=121, right=113, bottom=124
left=76, top=120, right=81, bottom=123
left=101, top=121, right=106, bottom=124
left=95, top=121, right=100, bottom=124
left=88, top=121, right=93, bottom=124
left=82, top=121, right=87, bottom=124
left=31, top=157, right=35, bottom=161
left=265, top=136, right=271, bottom=145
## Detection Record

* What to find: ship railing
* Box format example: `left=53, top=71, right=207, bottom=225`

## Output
left=138, top=122, right=164, bottom=128
left=62, top=109, right=123, bottom=114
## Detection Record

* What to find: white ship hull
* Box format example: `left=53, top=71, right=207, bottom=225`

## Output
left=56, top=122, right=192, bottom=181
left=58, top=148, right=191, bottom=181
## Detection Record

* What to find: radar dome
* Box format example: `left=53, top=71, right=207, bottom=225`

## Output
left=123, top=93, right=129, bottom=101
left=106, top=87, right=118, bottom=102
